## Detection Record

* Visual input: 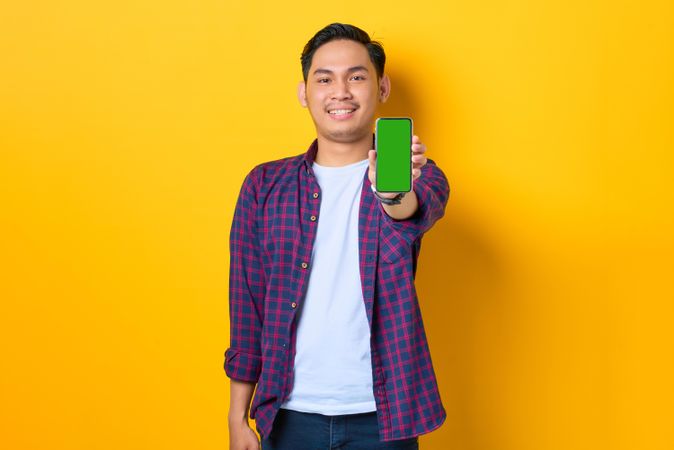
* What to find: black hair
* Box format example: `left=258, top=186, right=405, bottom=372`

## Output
left=300, top=23, right=386, bottom=82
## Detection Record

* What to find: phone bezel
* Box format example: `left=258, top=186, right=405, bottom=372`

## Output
left=374, top=117, right=413, bottom=193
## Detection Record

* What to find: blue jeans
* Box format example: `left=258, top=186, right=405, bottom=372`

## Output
left=260, top=408, right=419, bottom=450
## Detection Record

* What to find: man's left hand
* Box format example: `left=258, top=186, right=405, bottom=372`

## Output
left=368, top=135, right=428, bottom=198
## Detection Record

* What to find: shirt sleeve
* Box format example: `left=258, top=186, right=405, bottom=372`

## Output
left=224, top=166, right=264, bottom=383
left=376, top=158, right=450, bottom=244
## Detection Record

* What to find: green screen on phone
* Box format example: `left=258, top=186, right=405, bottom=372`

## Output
left=375, top=117, right=412, bottom=192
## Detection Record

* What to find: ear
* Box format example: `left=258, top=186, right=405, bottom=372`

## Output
left=378, top=74, right=391, bottom=104
left=297, top=81, right=307, bottom=107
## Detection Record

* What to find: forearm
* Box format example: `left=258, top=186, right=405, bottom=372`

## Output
left=228, top=378, right=256, bottom=424
left=381, top=189, right=419, bottom=220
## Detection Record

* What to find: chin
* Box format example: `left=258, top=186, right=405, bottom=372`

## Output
left=326, top=129, right=369, bottom=143
left=313, top=116, right=371, bottom=142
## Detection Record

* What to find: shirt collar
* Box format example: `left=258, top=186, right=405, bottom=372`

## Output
left=303, top=138, right=319, bottom=168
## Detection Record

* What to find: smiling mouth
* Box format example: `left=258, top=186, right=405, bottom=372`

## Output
left=327, top=107, right=358, bottom=119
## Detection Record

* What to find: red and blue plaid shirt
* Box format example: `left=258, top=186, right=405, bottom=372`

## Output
left=224, top=136, right=450, bottom=442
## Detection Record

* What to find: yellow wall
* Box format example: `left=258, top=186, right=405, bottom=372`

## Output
left=1, top=1, right=672, bottom=449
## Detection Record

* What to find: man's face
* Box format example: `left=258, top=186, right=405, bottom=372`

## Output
left=298, top=39, right=389, bottom=144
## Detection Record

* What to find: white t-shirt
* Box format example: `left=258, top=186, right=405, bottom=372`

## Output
left=279, top=157, right=377, bottom=415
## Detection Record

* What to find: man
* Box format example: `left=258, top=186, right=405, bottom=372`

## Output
left=225, top=23, right=450, bottom=450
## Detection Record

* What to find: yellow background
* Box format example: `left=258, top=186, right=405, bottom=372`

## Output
left=1, top=1, right=672, bottom=449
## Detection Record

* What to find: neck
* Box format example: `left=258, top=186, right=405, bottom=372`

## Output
left=314, top=132, right=373, bottom=167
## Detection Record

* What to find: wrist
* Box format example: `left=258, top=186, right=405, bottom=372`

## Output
left=371, top=184, right=407, bottom=205
left=228, top=411, right=249, bottom=424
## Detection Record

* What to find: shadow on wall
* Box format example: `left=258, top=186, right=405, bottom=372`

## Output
left=379, top=68, right=508, bottom=450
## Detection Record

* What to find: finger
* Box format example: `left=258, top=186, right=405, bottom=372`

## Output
left=412, top=154, right=427, bottom=165
left=413, top=168, right=421, bottom=179
left=412, top=135, right=421, bottom=144
left=412, top=142, right=426, bottom=154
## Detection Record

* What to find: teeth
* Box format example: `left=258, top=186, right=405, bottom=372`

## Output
left=329, top=109, right=354, bottom=115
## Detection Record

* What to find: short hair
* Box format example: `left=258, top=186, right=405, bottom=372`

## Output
left=300, top=23, right=386, bottom=82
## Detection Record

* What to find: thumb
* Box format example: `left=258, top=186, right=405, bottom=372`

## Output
left=368, top=149, right=376, bottom=170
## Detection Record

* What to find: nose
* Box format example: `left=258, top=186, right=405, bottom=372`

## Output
left=330, top=79, right=352, bottom=100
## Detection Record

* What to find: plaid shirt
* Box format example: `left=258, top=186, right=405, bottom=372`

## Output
left=224, top=136, right=450, bottom=442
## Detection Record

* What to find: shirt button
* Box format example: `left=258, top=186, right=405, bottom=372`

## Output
left=310, top=215, right=317, bottom=221
left=291, top=302, right=297, bottom=308
left=301, top=262, right=308, bottom=269
left=312, top=192, right=319, bottom=199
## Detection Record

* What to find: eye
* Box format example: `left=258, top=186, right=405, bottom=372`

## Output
left=317, top=78, right=330, bottom=83
left=351, top=75, right=366, bottom=81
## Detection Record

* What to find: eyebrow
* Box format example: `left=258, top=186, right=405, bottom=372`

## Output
left=312, top=65, right=370, bottom=76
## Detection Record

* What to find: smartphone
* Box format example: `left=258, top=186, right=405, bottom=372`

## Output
left=375, top=117, right=413, bottom=193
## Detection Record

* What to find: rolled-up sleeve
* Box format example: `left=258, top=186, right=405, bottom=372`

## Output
left=377, top=158, right=450, bottom=244
left=224, top=167, right=264, bottom=382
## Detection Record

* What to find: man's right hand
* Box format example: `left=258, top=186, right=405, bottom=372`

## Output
left=228, top=418, right=260, bottom=450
